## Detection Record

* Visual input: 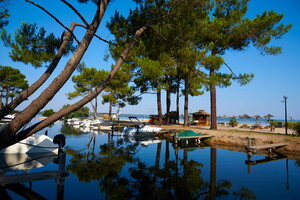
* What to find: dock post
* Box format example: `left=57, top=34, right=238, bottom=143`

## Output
left=57, top=152, right=67, bottom=200
left=174, top=133, right=178, bottom=144
left=247, top=153, right=252, bottom=174
left=247, top=139, right=252, bottom=148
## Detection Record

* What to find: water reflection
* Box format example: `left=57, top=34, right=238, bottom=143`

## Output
left=1, top=122, right=299, bottom=199
left=65, top=132, right=258, bottom=199
left=0, top=152, right=67, bottom=199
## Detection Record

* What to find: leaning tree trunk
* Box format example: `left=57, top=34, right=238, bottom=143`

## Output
left=183, top=73, right=189, bottom=127
left=0, top=20, right=151, bottom=149
left=166, top=87, right=171, bottom=125
left=0, top=30, right=72, bottom=120
left=157, top=89, right=163, bottom=125
left=0, top=0, right=109, bottom=148
left=210, top=69, right=217, bottom=130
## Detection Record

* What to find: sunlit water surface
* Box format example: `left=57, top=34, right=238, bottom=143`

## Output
left=1, top=120, right=300, bottom=200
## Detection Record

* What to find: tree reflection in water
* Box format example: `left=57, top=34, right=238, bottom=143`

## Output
left=66, top=134, right=255, bottom=199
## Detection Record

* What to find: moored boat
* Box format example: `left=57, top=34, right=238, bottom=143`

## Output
left=122, top=124, right=162, bottom=136
left=0, top=134, right=65, bottom=154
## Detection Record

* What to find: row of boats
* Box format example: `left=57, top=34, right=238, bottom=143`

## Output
left=66, top=116, right=162, bottom=136
left=66, top=118, right=113, bottom=131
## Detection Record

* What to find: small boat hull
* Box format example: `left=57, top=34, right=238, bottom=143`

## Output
left=0, top=135, right=59, bottom=154
left=122, top=125, right=162, bottom=136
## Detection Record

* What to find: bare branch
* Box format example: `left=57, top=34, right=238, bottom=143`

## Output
left=25, top=0, right=81, bottom=44
left=223, top=62, right=238, bottom=78
left=61, top=0, right=89, bottom=27
left=94, top=34, right=115, bottom=45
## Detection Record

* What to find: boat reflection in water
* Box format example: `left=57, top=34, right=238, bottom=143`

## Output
left=0, top=152, right=68, bottom=200
left=0, top=152, right=58, bottom=173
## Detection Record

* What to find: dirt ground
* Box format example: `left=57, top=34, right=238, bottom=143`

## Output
left=156, top=124, right=300, bottom=161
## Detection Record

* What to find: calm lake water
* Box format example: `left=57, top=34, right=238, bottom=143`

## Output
left=1, top=120, right=300, bottom=200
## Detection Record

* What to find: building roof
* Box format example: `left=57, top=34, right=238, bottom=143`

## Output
left=192, top=110, right=210, bottom=116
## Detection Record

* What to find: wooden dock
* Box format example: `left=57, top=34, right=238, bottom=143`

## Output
left=0, top=170, right=69, bottom=185
left=174, top=134, right=211, bottom=145
left=245, top=139, right=287, bottom=154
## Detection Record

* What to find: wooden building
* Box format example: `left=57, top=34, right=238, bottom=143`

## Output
left=192, top=109, right=210, bottom=126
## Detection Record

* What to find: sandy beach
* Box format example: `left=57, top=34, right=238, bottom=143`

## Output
left=157, top=124, right=300, bottom=160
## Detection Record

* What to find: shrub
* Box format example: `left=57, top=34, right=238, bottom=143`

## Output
left=42, top=109, right=55, bottom=117
left=229, top=117, right=238, bottom=127
left=291, top=122, right=300, bottom=136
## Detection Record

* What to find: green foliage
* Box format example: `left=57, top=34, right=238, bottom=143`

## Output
left=102, top=65, right=141, bottom=107
left=269, top=120, right=279, bottom=127
left=0, top=65, right=28, bottom=105
left=62, top=104, right=89, bottom=119
left=199, top=0, right=291, bottom=87
left=41, top=109, right=55, bottom=117
left=0, top=0, right=9, bottom=30
left=0, top=22, right=76, bottom=67
left=288, top=122, right=300, bottom=136
left=68, top=67, right=108, bottom=99
left=60, top=123, right=85, bottom=136
left=233, top=187, right=256, bottom=200
left=229, top=116, right=238, bottom=127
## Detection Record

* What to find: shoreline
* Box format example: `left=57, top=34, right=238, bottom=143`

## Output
left=156, top=124, right=300, bottom=160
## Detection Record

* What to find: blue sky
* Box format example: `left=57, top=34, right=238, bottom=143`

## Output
left=1, top=0, right=299, bottom=120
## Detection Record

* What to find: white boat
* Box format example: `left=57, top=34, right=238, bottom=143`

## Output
left=0, top=134, right=65, bottom=154
left=140, top=139, right=162, bottom=146
left=90, top=119, right=102, bottom=126
left=122, top=124, right=162, bottom=136
left=122, top=117, right=162, bottom=136
left=0, top=152, right=58, bottom=173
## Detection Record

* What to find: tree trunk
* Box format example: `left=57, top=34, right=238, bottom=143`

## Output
left=5, top=88, right=9, bottom=106
left=210, top=69, right=217, bottom=130
left=176, top=77, right=180, bottom=124
left=154, top=142, right=162, bottom=180
left=0, top=18, right=151, bottom=149
left=157, top=89, right=163, bottom=125
left=108, top=100, right=112, bottom=121
left=89, top=100, right=97, bottom=119
left=0, top=90, right=3, bottom=110
left=95, top=96, right=98, bottom=118
left=209, top=147, right=217, bottom=200
left=0, top=30, right=72, bottom=119
left=166, top=87, right=171, bottom=125
left=183, top=73, right=189, bottom=127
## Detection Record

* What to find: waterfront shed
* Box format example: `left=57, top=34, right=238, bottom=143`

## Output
left=192, top=110, right=210, bottom=126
